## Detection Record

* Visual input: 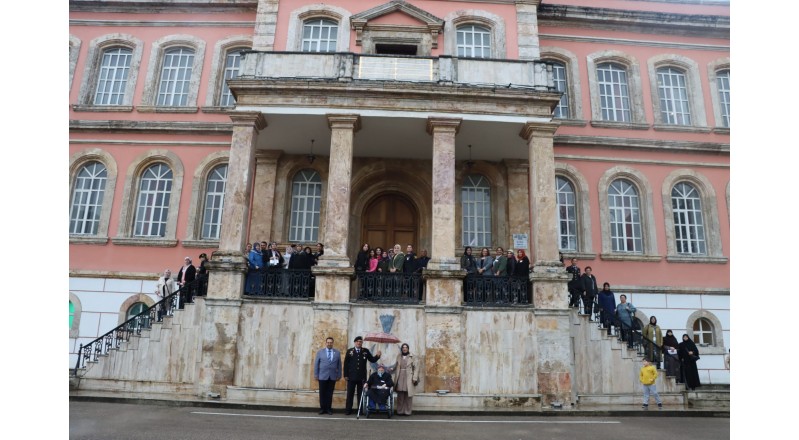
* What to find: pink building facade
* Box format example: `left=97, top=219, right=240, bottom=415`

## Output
left=69, top=0, right=730, bottom=403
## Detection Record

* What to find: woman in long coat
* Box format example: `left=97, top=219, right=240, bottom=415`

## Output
left=393, top=343, right=420, bottom=416
left=678, top=333, right=702, bottom=390
left=662, top=330, right=681, bottom=380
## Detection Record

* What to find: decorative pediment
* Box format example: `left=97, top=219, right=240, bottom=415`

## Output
left=350, top=0, right=445, bottom=48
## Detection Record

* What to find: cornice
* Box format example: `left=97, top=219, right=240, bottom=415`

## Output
left=554, top=134, right=729, bottom=155
left=537, top=4, right=729, bottom=39
left=69, top=1, right=257, bottom=14
left=70, top=119, right=233, bottom=134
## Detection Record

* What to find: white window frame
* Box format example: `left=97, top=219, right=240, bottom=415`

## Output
left=287, top=5, right=350, bottom=53
left=608, top=179, right=643, bottom=253
left=598, top=166, right=659, bottom=261
left=656, top=66, right=692, bottom=125
left=444, top=10, right=506, bottom=59
left=541, top=48, right=584, bottom=122
left=156, top=47, right=195, bottom=107
left=551, top=61, right=569, bottom=119
left=685, top=310, right=726, bottom=354
left=456, top=24, right=491, bottom=58
left=461, top=174, right=492, bottom=248
left=716, top=70, right=730, bottom=127
left=647, top=54, right=707, bottom=130
left=203, top=37, right=252, bottom=110
left=218, top=51, right=242, bottom=107
left=289, top=169, right=322, bottom=242
left=201, top=164, right=228, bottom=240
left=692, top=317, right=714, bottom=346
left=596, top=62, right=632, bottom=122
left=671, top=182, right=706, bottom=255
left=114, top=150, right=184, bottom=247
left=708, top=58, right=730, bottom=130
left=301, top=18, right=339, bottom=53
left=70, top=161, right=108, bottom=236
left=586, top=50, right=647, bottom=128
left=555, top=164, right=593, bottom=257
left=183, top=151, right=230, bottom=247
left=93, top=47, right=133, bottom=106
left=69, top=149, right=118, bottom=244
left=556, top=176, right=577, bottom=251
left=133, top=163, right=174, bottom=237
left=74, top=34, right=143, bottom=110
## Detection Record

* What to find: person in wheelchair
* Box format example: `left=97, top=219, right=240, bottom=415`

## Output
left=366, top=364, right=393, bottom=409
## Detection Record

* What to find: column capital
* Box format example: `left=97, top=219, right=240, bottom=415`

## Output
left=229, top=111, right=267, bottom=131
left=503, top=158, right=529, bottom=174
left=426, top=117, right=462, bottom=135
left=255, top=149, right=282, bottom=164
left=519, top=121, right=559, bottom=140
left=327, top=114, right=361, bottom=132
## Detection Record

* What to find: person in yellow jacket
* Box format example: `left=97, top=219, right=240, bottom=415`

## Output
left=640, top=359, right=663, bottom=410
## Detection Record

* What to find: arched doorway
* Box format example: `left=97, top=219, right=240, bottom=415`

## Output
left=361, top=193, right=418, bottom=251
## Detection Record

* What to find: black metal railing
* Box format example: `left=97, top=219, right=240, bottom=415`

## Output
left=355, top=272, right=424, bottom=303
left=463, top=274, right=530, bottom=306
left=244, top=268, right=314, bottom=299
left=72, top=278, right=204, bottom=374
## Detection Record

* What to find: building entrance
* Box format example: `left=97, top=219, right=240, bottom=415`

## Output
left=361, top=193, right=417, bottom=251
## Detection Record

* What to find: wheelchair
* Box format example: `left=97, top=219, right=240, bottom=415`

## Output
left=356, top=378, right=394, bottom=419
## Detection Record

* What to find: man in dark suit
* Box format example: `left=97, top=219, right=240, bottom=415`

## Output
left=563, top=256, right=581, bottom=308
left=402, top=244, right=416, bottom=273
left=177, top=256, right=196, bottom=306
left=343, top=336, right=381, bottom=415
left=581, top=266, right=599, bottom=319
left=313, top=337, right=341, bottom=415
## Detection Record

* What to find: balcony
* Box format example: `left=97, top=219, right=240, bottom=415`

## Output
left=238, top=51, right=554, bottom=91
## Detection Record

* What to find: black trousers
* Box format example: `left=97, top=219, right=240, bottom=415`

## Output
left=345, top=379, right=365, bottom=413
left=318, top=379, right=336, bottom=411
left=568, top=288, right=581, bottom=307
left=583, top=295, right=595, bottom=315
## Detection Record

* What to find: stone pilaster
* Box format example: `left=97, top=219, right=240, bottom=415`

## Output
left=319, top=114, right=361, bottom=267
left=504, top=159, right=531, bottom=250
left=310, top=301, right=351, bottom=391
left=516, top=0, right=542, bottom=60
left=426, top=117, right=461, bottom=271
left=253, top=0, right=280, bottom=51
left=248, top=149, right=282, bottom=243
left=533, top=309, right=572, bottom=406
left=424, top=306, right=464, bottom=394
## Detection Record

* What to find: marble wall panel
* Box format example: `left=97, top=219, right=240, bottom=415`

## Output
left=425, top=277, right=463, bottom=307
left=462, top=310, right=537, bottom=394
left=69, top=277, right=105, bottom=291
left=104, top=279, right=144, bottom=293
left=664, top=294, right=702, bottom=309
left=701, top=295, right=730, bottom=310
left=425, top=313, right=464, bottom=393
left=630, top=293, right=667, bottom=308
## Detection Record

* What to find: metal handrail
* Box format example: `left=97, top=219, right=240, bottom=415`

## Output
left=72, top=278, right=205, bottom=374
left=355, top=271, right=423, bottom=304
left=463, top=274, right=530, bottom=306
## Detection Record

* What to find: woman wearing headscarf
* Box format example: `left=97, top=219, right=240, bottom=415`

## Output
left=355, top=243, right=370, bottom=272
left=460, top=247, right=476, bottom=274
left=597, top=282, right=616, bottom=336
left=393, top=343, right=419, bottom=416
left=642, top=316, right=663, bottom=369
left=513, top=249, right=530, bottom=276
left=662, top=330, right=680, bottom=380
left=246, top=242, right=264, bottom=294
left=678, top=333, right=702, bottom=390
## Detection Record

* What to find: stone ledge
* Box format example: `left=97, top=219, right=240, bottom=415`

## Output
left=70, top=236, right=110, bottom=245
left=181, top=239, right=219, bottom=249
left=136, top=105, right=199, bottom=114
left=72, top=104, right=134, bottom=112
left=111, top=237, right=178, bottom=247
left=590, top=120, right=651, bottom=130
left=666, top=255, right=728, bottom=264
left=653, top=124, right=712, bottom=134
left=600, top=253, right=662, bottom=262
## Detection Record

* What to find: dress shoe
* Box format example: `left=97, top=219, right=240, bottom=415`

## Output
left=319, top=410, right=325, bottom=414
left=326, top=410, right=333, bottom=415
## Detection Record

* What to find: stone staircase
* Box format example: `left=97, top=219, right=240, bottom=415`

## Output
left=570, top=311, right=685, bottom=407
left=72, top=300, right=204, bottom=395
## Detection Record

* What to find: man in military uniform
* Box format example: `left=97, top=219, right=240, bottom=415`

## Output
left=343, top=336, right=381, bottom=415
left=564, top=256, right=582, bottom=308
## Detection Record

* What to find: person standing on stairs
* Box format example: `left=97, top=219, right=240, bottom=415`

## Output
left=597, top=282, right=616, bottom=335
left=580, top=266, right=599, bottom=319
left=615, top=294, right=637, bottom=348
left=177, top=256, right=196, bottom=307
left=562, top=255, right=581, bottom=308
left=639, top=359, right=663, bottom=410
left=155, top=269, right=176, bottom=321
left=642, top=316, right=663, bottom=369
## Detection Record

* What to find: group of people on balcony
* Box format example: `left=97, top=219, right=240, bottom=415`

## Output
left=354, top=243, right=430, bottom=274
left=460, top=246, right=531, bottom=276
left=244, top=241, right=324, bottom=295
left=562, top=255, right=702, bottom=390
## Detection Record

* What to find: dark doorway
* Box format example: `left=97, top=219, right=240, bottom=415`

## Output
left=375, top=44, right=417, bottom=56
left=362, top=193, right=418, bottom=251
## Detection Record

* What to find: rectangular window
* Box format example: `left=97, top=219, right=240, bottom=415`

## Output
left=218, top=51, right=241, bottom=107
left=657, top=67, right=692, bottom=125
left=156, top=48, right=194, bottom=107
left=716, top=70, right=730, bottom=127
left=552, top=63, right=570, bottom=119
left=94, top=47, right=132, bottom=105
left=597, top=63, right=631, bottom=122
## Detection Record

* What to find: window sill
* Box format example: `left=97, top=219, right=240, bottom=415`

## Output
left=590, top=120, right=650, bottom=130
left=558, top=252, right=597, bottom=261
left=201, top=106, right=236, bottom=114
left=652, top=124, right=711, bottom=134
left=136, top=105, right=199, bottom=114
left=712, top=127, right=730, bottom=135
left=182, top=239, right=220, bottom=248
left=666, top=255, right=728, bottom=264
left=599, top=253, right=662, bottom=262
left=71, top=104, right=134, bottom=112
left=553, top=118, right=587, bottom=127
left=111, top=237, right=178, bottom=247
left=70, top=235, right=110, bottom=245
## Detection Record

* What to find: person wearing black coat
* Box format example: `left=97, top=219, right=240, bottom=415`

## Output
left=563, top=256, right=581, bottom=308
left=678, top=334, right=702, bottom=390
left=580, top=266, right=599, bottom=318
left=343, top=336, right=381, bottom=415
left=402, top=244, right=417, bottom=273
left=177, top=256, right=196, bottom=306
left=514, top=250, right=530, bottom=276
left=506, top=250, right=516, bottom=277
left=355, top=243, right=370, bottom=272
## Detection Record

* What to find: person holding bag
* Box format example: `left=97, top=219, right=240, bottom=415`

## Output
left=678, top=333, right=702, bottom=390
left=393, top=343, right=419, bottom=416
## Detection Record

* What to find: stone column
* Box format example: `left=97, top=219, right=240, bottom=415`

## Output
left=426, top=117, right=461, bottom=271
left=520, top=121, right=572, bottom=407
left=313, top=114, right=360, bottom=303
left=504, top=159, right=531, bottom=250
left=248, top=149, right=282, bottom=242
left=197, top=111, right=265, bottom=398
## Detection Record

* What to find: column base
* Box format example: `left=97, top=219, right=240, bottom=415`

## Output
left=423, top=269, right=465, bottom=307
left=427, top=257, right=460, bottom=271
left=316, top=255, right=352, bottom=269
left=530, top=267, right=570, bottom=310
left=312, top=266, right=354, bottom=303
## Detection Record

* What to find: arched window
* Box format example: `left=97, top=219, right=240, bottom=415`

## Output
left=693, top=317, right=714, bottom=346
left=69, top=301, right=75, bottom=329
left=93, top=47, right=132, bottom=105
left=716, top=69, right=730, bottom=127
left=302, top=18, right=338, bottom=53
left=556, top=176, right=577, bottom=251
left=608, top=179, right=642, bottom=253
left=656, top=66, right=692, bottom=125
left=551, top=61, right=570, bottom=119
left=671, top=182, right=706, bottom=255
left=156, top=47, right=195, bottom=106
left=70, top=161, right=108, bottom=235
left=456, top=24, right=491, bottom=58
left=461, top=174, right=491, bottom=247
left=218, top=49, right=243, bottom=107
left=126, top=302, right=147, bottom=319
left=201, top=164, right=227, bottom=240
left=596, top=62, right=631, bottom=122
left=133, top=163, right=173, bottom=237
left=289, top=170, right=322, bottom=241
